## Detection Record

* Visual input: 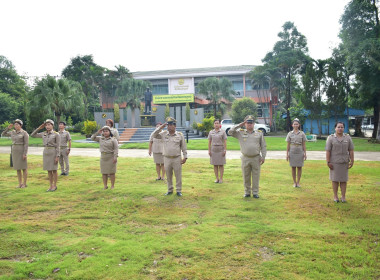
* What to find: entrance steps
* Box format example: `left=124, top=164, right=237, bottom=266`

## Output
left=116, top=127, right=201, bottom=143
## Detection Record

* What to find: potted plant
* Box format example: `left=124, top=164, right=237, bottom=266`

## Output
left=185, top=103, right=190, bottom=128
left=192, top=121, right=198, bottom=134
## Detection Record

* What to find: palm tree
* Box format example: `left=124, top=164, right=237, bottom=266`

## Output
left=197, top=77, right=235, bottom=118
left=116, top=78, right=151, bottom=128
left=27, top=76, right=85, bottom=129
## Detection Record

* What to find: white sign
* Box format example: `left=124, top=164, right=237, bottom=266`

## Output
left=169, top=78, right=194, bottom=94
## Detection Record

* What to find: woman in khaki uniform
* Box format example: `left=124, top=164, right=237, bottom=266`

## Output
left=106, top=119, right=120, bottom=143
left=286, top=118, right=307, bottom=187
left=149, top=123, right=165, bottom=180
left=91, top=126, right=118, bottom=189
left=208, top=119, right=227, bottom=183
left=326, top=122, right=354, bottom=203
left=31, top=119, right=60, bottom=192
left=1, top=119, right=29, bottom=188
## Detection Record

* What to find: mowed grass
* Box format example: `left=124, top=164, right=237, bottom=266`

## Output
left=123, top=136, right=380, bottom=152
left=0, top=155, right=379, bottom=279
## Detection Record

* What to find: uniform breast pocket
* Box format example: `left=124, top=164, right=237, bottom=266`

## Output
left=342, top=141, right=349, bottom=151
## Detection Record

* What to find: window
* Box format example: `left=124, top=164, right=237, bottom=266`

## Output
left=152, top=84, right=168, bottom=94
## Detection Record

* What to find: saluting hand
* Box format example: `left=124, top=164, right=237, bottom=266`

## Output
left=97, top=129, right=102, bottom=134
left=7, top=124, right=14, bottom=129
left=38, top=123, right=45, bottom=130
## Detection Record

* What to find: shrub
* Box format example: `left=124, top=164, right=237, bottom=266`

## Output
left=202, top=116, right=215, bottom=133
left=73, top=121, right=84, bottom=133
left=82, top=120, right=97, bottom=136
left=185, top=103, right=190, bottom=121
left=230, top=97, right=258, bottom=124
left=1, top=121, right=11, bottom=132
left=165, top=104, right=170, bottom=119
left=192, top=121, right=198, bottom=130
left=114, top=104, right=120, bottom=123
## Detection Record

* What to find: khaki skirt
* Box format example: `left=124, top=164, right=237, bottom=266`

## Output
left=329, top=162, right=349, bottom=182
left=289, top=145, right=304, bottom=167
left=101, top=153, right=117, bottom=174
left=12, top=145, right=27, bottom=170
left=210, top=145, right=226, bottom=166
left=153, top=153, right=164, bottom=164
left=43, top=147, right=58, bottom=171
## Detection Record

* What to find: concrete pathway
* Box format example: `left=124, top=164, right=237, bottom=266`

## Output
left=1, top=147, right=379, bottom=161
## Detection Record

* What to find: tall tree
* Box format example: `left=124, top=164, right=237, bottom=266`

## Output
left=0, top=56, right=28, bottom=122
left=27, top=76, right=85, bottom=128
left=299, top=62, right=324, bottom=136
left=115, top=78, right=151, bottom=128
left=196, top=77, right=235, bottom=118
left=340, top=0, right=380, bottom=138
left=325, top=47, right=351, bottom=131
left=262, top=21, right=310, bottom=131
left=102, top=65, right=132, bottom=109
left=62, top=55, right=105, bottom=118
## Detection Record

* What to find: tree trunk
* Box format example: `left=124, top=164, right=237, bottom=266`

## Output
left=286, top=71, right=292, bottom=132
left=214, top=101, right=217, bottom=118
left=131, top=108, right=136, bottom=128
left=56, top=114, right=61, bottom=131
left=372, top=101, right=379, bottom=139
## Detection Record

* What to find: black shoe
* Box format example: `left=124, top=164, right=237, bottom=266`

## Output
left=60, top=172, right=65, bottom=176
left=64, top=172, right=69, bottom=176
left=176, top=192, right=182, bottom=196
left=334, top=199, right=340, bottom=203
left=244, top=194, right=250, bottom=198
left=253, top=194, right=260, bottom=199
left=164, top=192, right=173, bottom=196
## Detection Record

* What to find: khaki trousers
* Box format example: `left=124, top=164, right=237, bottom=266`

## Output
left=59, top=147, right=69, bottom=173
left=164, top=156, right=182, bottom=192
left=241, top=155, right=261, bottom=195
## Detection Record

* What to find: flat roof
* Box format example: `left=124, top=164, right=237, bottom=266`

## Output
left=133, top=65, right=256, bottom=80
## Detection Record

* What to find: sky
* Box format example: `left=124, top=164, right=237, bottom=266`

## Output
left=1, top=0, right=350, bottom=78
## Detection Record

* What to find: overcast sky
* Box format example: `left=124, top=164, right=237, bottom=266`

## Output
left=1, top=0, right=350, bottom=78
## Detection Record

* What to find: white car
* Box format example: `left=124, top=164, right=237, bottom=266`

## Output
left=221, top=119, right=270, bottom=135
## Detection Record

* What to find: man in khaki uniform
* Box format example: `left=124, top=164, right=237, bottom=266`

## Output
left=58, top=121, right=71, bottom=176
left=152, top=117, right=187, bottom=196
left=229, top=115, right=267, bottom=198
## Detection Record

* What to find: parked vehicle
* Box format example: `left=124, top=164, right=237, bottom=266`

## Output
left=221, top=119, right=270, bottom=135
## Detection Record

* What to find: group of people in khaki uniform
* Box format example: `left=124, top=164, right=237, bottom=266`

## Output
left=151, top=117, right=188, bottom=196
left=91, top=126, right=119, bottom=189
left=3, top=116, right=355, bottom=202
left=2, top=119, right=29, bottom=188
left=149, top=123, right=165, bottom=181
left=229, top=115, right=267, bottom=198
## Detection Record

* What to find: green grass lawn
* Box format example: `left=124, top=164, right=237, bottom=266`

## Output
left=123, top=136, right=380, bottom=152
left=1, top=133, right=380, bottom=151
left=0, top=155, right=379, bottom=279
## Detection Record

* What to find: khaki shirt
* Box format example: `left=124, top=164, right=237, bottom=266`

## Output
left=229, top=125, right=267, bottom=158
left=152, top=128, right=187, bottom=158
left=286, top=130, right=306, bottom=145
left=2, top=128, right=29, bottom=155
left=31, top=129, right=60, bottom=157
left=208, top=129, right=227, bottom=146
left=149, top=132, right=164, bottom=154
left=91, top=134, right=118, bottom=158
left=59, top=130, right=71, bottom=147
left=325, top=133, right=354, bottom=163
